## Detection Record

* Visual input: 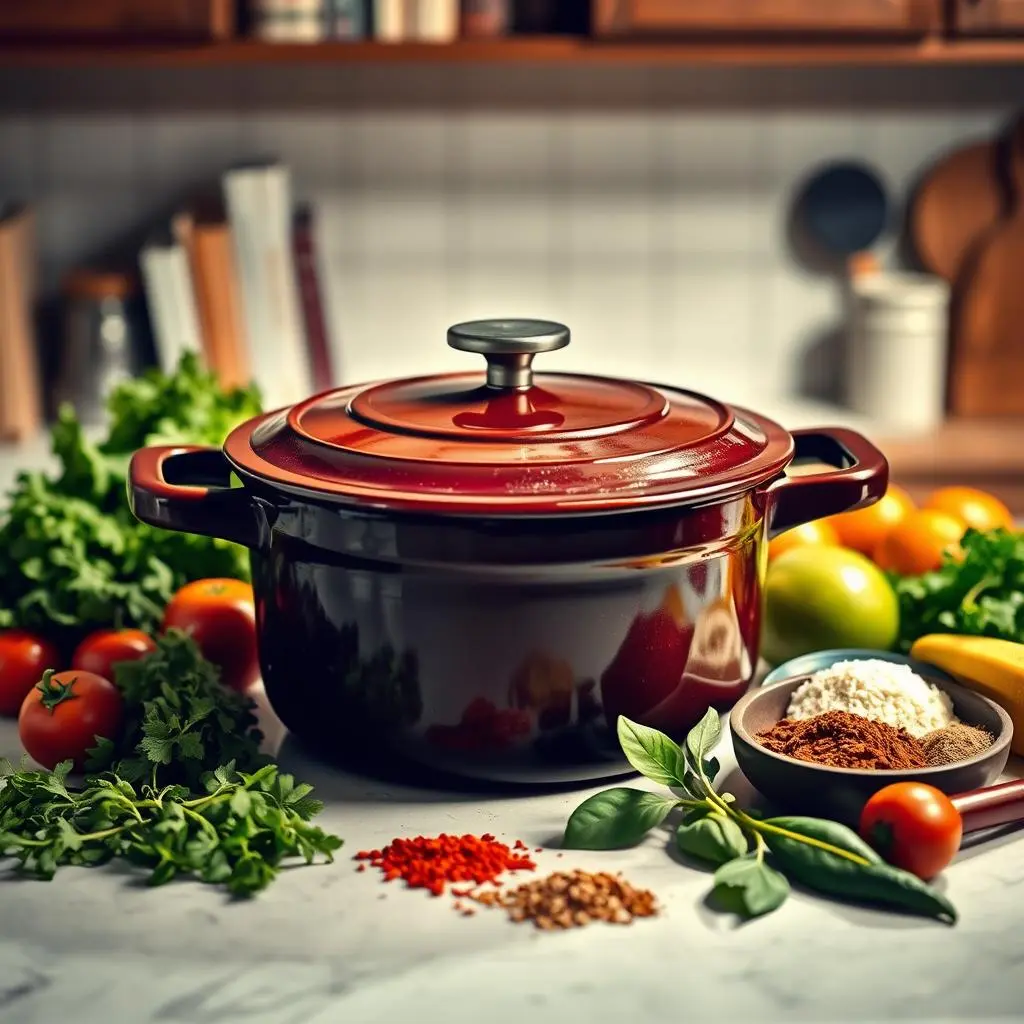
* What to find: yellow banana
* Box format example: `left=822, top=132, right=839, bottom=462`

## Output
left=909, top=634, right=1024, bottom=755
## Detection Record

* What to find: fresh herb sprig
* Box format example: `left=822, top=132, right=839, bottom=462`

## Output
left=0, top=760, right=341, bottom=896
left=0, top=632, right=342, bottom=895
left=563, top=711, right=957, bottom=924
left=892, top=526, right=1024, bottom=652
left=86, top=629, right=268, bottom=791
left=0, top=353, right=261, bottom=648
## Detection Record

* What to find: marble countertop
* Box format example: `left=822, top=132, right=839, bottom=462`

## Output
left=2, top=406, right=1023, bottom=1023
left=1, top=684, right=1022, bottom=1024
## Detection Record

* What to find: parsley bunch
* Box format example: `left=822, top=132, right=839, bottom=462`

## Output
left=892, top=527, right=1024, bottom=651
left=0, top=761, right=341, bottom=896
left=0, top=354, right=261, bottom=649
left=0, top=632, right=342, bottom=895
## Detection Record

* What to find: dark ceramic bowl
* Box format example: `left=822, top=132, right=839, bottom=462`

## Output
left=731, top=673, right=1013, bottom=825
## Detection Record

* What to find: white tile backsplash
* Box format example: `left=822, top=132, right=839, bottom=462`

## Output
left=2, top=95, right=1014, bottom=401
left=0, top=117, right=37, bottom=197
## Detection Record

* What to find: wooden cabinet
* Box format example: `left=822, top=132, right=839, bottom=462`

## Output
left=0, top=0, right=234, bottom=40
left=593, top=0, right=941, bottom=36
left=593, top=0, right=942, bottom=36
left=951, top=0, right=1024, bottom=34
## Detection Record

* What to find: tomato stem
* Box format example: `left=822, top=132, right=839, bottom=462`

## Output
left=35, top=670, right=78, bottom=713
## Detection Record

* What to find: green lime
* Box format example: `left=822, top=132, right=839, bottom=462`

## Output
left=761, top=545, right=899, bottom=666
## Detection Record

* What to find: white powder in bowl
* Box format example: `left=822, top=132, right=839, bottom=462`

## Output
left=785, top=659, right=956, bottom=738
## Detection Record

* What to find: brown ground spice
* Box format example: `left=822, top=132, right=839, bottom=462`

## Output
left=756, top=710, right=927, bottom=769
left=463, top=869, right=659, bottom=929
left=921, top=722, right=994, bottom=766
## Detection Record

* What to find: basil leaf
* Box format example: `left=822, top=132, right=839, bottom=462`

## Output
left=681, top=769, right=709, bottom=800
left=616, top=717, right=685, bottom=786
left=763, top=816, right=882, bottom=864
left=703, top=755, right=721, bottom=784
left=712, top=855, right=790, bottom=918
left=563, top=788, right=678, bottom=850
left=685, top=707, right=722, bottom=769
left=676, top=812, right=749, bottom=866
left=763, top=817, right=956, bottom=923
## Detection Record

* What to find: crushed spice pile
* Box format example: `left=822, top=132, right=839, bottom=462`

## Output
left=480, top=869, right=659, bottom=930
left=354, top=833, right=536, bottom=896
left=355, top=834, right=658, bottom=930
left=756, top=709, right=927, bottom=769
left=921, top=722, right=994, bottom=766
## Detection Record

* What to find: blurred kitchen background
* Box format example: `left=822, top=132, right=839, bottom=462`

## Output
left=2, top=0, right=1024, bottom=508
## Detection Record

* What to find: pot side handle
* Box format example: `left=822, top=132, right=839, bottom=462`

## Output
left=128, top=445, right=268, bottom=549
left=767, top=427, right=889, bottom=539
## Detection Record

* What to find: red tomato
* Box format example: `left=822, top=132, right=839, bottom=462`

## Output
left=71, top=629, right=157, bottom=682
left=859, top=782, right=963, bottom=881
left=0, top=630, right=61, bottom=718
left=19, top=669, right=124, bottom=771
left=162, top=578, right=259, bottom=692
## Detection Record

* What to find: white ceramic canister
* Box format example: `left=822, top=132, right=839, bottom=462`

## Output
left=846, top=272, right=951, bottom=433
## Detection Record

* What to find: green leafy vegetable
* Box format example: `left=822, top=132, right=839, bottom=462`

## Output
left=616, top=717, right=685, bottom=787
left=762, top=816, right=956, bottom=923
left=712, top=855, right=789, bottom=918
left=892, top=527, right=1024, bottom=652
left=562, top=711, right=958, bottom=925
left=675, top=811, right=748, bottom=866
left=0, top=759, right=341, bottom=897
left=1, top=633, right=340, bottom=895
left=0, top=354, right=261, bottom=648
left=563, top=788, right=678, bottom=850
left=90, top=629, right=266, bottom=790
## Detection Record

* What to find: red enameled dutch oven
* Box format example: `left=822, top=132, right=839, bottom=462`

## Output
left=129, top=319, right=888, bottom=783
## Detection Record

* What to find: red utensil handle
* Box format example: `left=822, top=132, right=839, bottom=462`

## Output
left=953, top=780, right=1024, bottom=834
left=767, top=426, right=889, bottom=538
left=129, top=445, right=268, bottom=549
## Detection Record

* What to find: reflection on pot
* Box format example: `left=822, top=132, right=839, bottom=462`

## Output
left=508, top=651, right=575, bottom=731
left=425, top=697, right=532, bottom=752
left=600, top=585, right=695, bottom=733
left=333, top=621, right=424, bottom=733
left=599, top=584, right=752, bottom=741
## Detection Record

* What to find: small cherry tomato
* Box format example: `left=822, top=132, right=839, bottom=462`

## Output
left=162, top=578, right=259, bottom=692
left=0, top=630, right=61, bottom=718
left=859, top=782, right=963, bottom=881
left=71, top=629, right=157, bottom=682
left=19, top=669, right=124, bottom=771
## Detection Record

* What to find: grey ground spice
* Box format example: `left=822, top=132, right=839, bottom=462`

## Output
left=921, top=722, right=994, bottom=766
left=465, top=869, right=659, bottom=930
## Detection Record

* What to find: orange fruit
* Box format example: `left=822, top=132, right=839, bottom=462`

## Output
left=768, top=519, right=840, bottom=563
left=825, top=483, right=916, bottom=556
left=924, top=486, right=1014, bottom=533
left=872, top=509, right=966, bottom=576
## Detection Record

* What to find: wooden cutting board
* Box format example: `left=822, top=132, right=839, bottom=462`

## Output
left=910, top=137, right=1006, bottom=284
left=950, top=121, right=1024, bottom=417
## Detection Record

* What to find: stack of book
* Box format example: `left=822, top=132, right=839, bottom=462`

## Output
left=251, top=0, right=513, bottom=41
left=140, top=162, right=335, bottom=410
left=0, top=205, right=42, bottom=442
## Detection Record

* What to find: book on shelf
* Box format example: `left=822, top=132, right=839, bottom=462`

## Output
left=172, top=197, right=251, bottom=390
left=251, top=0, right=329, bottom=42
left=0, top=205, right=43, bottom=441
left=293, top=203, right=335, bottom=392
left=223, top=161, right=313, bottom=410
left=329, top=0, right=369, bottom=38
left=139, top=228, right=204, bottom=377
left=373, top=0, right=458, bottom=42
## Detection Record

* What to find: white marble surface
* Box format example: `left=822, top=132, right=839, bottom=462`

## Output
left=0, top=683, right=1022, bottom=1024
left=2, top=406, right=1024, bottom=1023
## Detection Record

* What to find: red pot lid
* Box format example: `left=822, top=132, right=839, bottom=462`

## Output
left=223, top=319, right=794, bottom=515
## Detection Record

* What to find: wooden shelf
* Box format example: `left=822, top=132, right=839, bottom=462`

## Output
left=880, top=418, right=1024, bottom=514
left=3, top=36, right=1024, bottom=68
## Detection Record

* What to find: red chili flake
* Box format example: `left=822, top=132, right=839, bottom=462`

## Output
left=354, top=833, right=537, bottom=899
left=534, top=848, right=542, bottom=853
left=356, top=864, right=366, bottom=872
